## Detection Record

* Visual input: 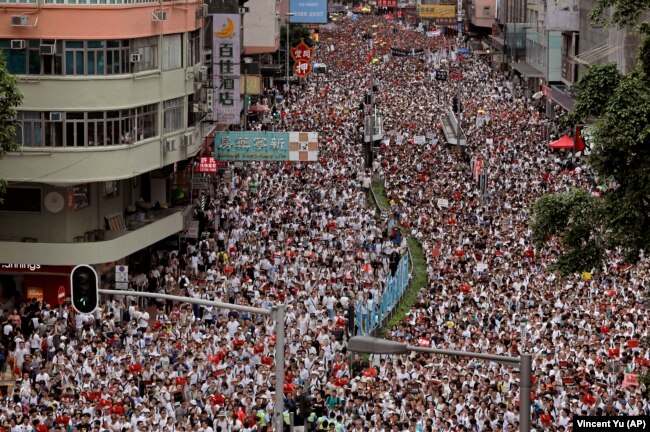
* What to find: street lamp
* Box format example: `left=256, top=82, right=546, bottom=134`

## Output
left=348, top=336, right=532, bottom=432
left=285, top=13, right=295, bottom=89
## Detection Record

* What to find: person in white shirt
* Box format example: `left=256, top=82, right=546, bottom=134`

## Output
left=138, top=308, right=150, bottom=331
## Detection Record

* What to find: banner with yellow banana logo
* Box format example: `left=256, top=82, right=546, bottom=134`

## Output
left=212, top=14, right=242, bottom=125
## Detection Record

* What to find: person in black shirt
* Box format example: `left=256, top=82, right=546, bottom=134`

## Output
left=75, top=413, right=92, bottom=431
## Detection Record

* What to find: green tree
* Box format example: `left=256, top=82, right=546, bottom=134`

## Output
left=560, top=63, right=622, bottom=128
left=0, top=51, right=23, bottom=202
left=531, top=189, right=605, bottom=274
left=589, top=0, right=650, bottom=32
left=532, top=2, right=650, bottom=272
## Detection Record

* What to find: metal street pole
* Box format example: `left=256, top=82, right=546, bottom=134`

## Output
left=348, top=336, right=532, bottom=432
left=99, top=289, right=286, bottom=432
left=270, top=305, right=286, bottom=432
left=285, top=13, right=295, bottom=90
left=241, top=8, right=248, bottom=131
left=456, top=78, right=462, bottom=138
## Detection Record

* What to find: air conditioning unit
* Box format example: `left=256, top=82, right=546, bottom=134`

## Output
left=196, top=4, right=208, bottom=19
left=130, top=53, right=142, bottom=63
left=40, top=44, right=56, bottom=56
left=11, top=16, right=29, bottom=27
left=195, top=66, right=208, bottom=82
left=153, top=10, right=168, bottom=21
left=49, top=112, right=63, bottom=122
left=182, top=134, right=193, bottom=147
left=11, top=40, right=26, bottom=50
left=164, top=139, right=175, bottom=152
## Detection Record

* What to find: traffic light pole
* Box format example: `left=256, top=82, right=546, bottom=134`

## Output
left=98, top=289, right=286, bottom=432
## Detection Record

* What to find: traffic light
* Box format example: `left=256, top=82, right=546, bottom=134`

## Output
left=359, top=102, right=365, bottom=113
left=71, top=265, right=99, bottom=314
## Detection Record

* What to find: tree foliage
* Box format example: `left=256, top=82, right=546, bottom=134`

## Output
left=589, top=0, right=650, bottom=32
left=531, top=189, right=605, bottom=274
left=0, top=51, right=23, bottom=201
left=560, top=63, right=622, bottom=128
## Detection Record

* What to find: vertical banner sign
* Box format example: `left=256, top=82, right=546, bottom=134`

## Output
left=289, top=0, right=328, bottom=24
left=291, top=40, right=315, bottom=79
left=213, top=14, right=242, bottom=124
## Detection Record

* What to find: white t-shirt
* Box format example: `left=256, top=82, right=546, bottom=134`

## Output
left=138, top=311, right=150, bottom=328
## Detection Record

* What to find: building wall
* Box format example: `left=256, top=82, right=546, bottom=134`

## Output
left=471, top=0, right=496, bottom=28
left=0, top=180, right=129, bottom=243
left=0, top=130, right=202, bottom=184
left=243, top=0, right=280, bottom=54
left=578, top=0, right=646, bottom=74
left=0, top=3, right=201, bottom=40
left=546, top=0, right=578, bottom=31
left=497, top=0, right=527, bottom=24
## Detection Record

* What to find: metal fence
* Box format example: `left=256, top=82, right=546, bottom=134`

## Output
left=355, top=252, right=410, bottom=335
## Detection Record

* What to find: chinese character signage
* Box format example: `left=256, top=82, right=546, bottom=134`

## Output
left=197, top=157, right=224, bottom=173
left=215, top=132, right=319, bottom=162
left=376, top=0, right=397, bottom=7
left=212, top=14, right=242, bottom=125
left=418, top=4, right=456, bottom=19
left=290, top=40, right=315, bottom=79
left=289, top=0, right=328, bottom=24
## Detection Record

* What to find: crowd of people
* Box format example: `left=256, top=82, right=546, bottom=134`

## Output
left=0, top=11, right=647, bottom=432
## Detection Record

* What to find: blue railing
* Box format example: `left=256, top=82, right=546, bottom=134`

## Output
left=355, top=252, right=410, bottom=335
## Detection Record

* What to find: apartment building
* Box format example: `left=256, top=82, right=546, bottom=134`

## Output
left=0, top=0, right=208, bottom=302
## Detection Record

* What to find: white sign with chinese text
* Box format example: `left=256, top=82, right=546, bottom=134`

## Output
left=212, top=14, right=242, bottom=124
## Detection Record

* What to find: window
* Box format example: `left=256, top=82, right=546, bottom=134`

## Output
left=163, top=98, right=184, bottom=133
left=0, top=187, right=41, bottom=212
left=187, top=93, right=201, bottom=127
left=14, top=112, right=43, bottom=147
left=65, top=112, right=86, bottom=147
left=106, top=40, right=130, bottom=74
left=41, top=40, right=63, bottom=75
left=132, top=36, right=158, bottom=72
left=13, top=104, right=158, bottom=147
left=162, top=34, right=182, bottom=71
left=188, top=30, right=201, bottom=67
left=1, top=38, right=138, bottom=75
left=136, top=103, right=159, bottom=140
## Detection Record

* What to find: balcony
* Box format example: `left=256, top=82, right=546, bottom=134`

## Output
left=0, top=130, right=202, bottom=185
left=0, top=206, right=186, bottom=265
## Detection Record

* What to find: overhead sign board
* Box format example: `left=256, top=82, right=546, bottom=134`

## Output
left=289, top=0, right=328, bottom=24
left=418, top=4, right=456, bottom=19
left=240, top=75, right=262, bottom=95
left=214, top=131, right=319, bottom=162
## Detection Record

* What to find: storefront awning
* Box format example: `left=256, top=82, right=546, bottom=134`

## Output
left=487, top=35, right=505, bottom=51
left=511, top=61, right=545, bottom=78
left=551, top=85, right=576, bottom=111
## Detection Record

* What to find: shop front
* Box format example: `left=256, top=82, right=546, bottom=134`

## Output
left=0, top=264, right=73, bottom=307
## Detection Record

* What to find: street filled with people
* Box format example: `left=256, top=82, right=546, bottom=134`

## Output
left=0, top=11, right=647, bottom=432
